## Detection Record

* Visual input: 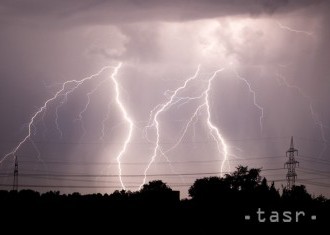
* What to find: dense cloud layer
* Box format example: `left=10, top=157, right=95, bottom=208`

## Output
left=0, top=0, right=324, bottom=25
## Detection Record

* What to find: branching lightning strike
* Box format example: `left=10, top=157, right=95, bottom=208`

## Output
left=141, top=66, right=230, bottom=188
left=233, top=71, right=264, bottom=132
left=54, top=85, right=82, bottom=139
left=99, top=101, right=113, bottom=141
left=168, top=68, right=230, bottom=173
left=276, top=71, right=328, bottom=157
left=110, top=63, right=133, bottom=190
left=276, top=21, right=313, bottom=37
left=75, top=74, right=113, bottom=139
left=140, top=65, right=201, bottom=188
left=0, top=65, right=117, bottom=167
left=203, top=68, right=229, bottom=174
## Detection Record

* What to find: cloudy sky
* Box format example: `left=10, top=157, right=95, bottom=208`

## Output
left=0, top=0, right=329, bottom=198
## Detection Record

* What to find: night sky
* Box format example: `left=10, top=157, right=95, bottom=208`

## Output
left=0, top=0, right=329, bottom=198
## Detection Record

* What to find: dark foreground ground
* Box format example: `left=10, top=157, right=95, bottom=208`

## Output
left=0, top=189, right=329, bottom=233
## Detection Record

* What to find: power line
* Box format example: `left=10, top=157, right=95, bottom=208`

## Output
left=297, top=168, right=330, bottom=177
left=299, top=156, right=330, bottom=166
left=0, top=167, right=284, bottom=178
left=0, top=184, right=138, bottom=189
left=296, top=179, right=330, bottom=188
left=0, top=135, right=328, bottom=146
left=17, top=156, right=284, bottom=166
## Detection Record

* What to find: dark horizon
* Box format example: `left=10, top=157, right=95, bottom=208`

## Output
left=2, top=161, right=329, bottom=200
left=1, top=166, right=329, bottom=231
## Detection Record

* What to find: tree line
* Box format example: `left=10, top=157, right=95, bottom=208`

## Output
left=0, top=165, right=328, bottom=232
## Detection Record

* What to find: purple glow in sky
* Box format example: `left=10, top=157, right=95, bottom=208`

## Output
left=0, top=0, right=329, bottom=198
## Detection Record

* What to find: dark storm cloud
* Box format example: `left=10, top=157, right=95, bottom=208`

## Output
left=0, top=0, right=323, bottom=26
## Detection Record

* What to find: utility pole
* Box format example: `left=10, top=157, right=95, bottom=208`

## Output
left=13, top=155, right=18, bottom=191
left=284, top=137, right=299, bottom=189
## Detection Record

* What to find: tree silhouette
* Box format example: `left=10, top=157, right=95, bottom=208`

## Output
left=224, top=165, right=261, bottom=192
left=140, top=180, right=172, bottom=193
left=282, top=185, right=312, bottom=204
left=189, top=166, right=264, bottom=201
left=188, top=176, right=230, bottom=200
left=111, top=189, right=132, bottom=200
left=139, top=180, right=178, bottom=205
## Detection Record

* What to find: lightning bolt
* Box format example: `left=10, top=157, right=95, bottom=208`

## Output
left=0, top=65, right=114, bottom=165
left=309, top=104, right=328, bottom=158
left=99, top=101, right=113, bottom=141
left=75, top=74, right=112, bottom=139
left=191, top=109, right=203, bottom=143
left=75, top=92, right=92, bottom=138
left=276, top=71, right=328, bottom=157
left=110, top=63, right=133, bottom=190
left=276, top=72, right=309, bottom=99
left=171, top=68, right=229, bottom=174
left=168, top=108, right=202, bottom=155
left=233, top=70, right=264, bottom=132
left=55, top=95, right=66, bottom=138
left=55, top=81, right=88, bottom=138
left=140, top=65, right=201, bottom=188
left=203, top=68, right=229, bottom=174
left=41, top=103, right=48, bottom=138
left=276, top=21, right=313, bottom=37
left=141, top=66, right=230, bottom=188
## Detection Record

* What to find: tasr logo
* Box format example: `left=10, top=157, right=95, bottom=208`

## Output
left=245, top=208, right=317, bottom=223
